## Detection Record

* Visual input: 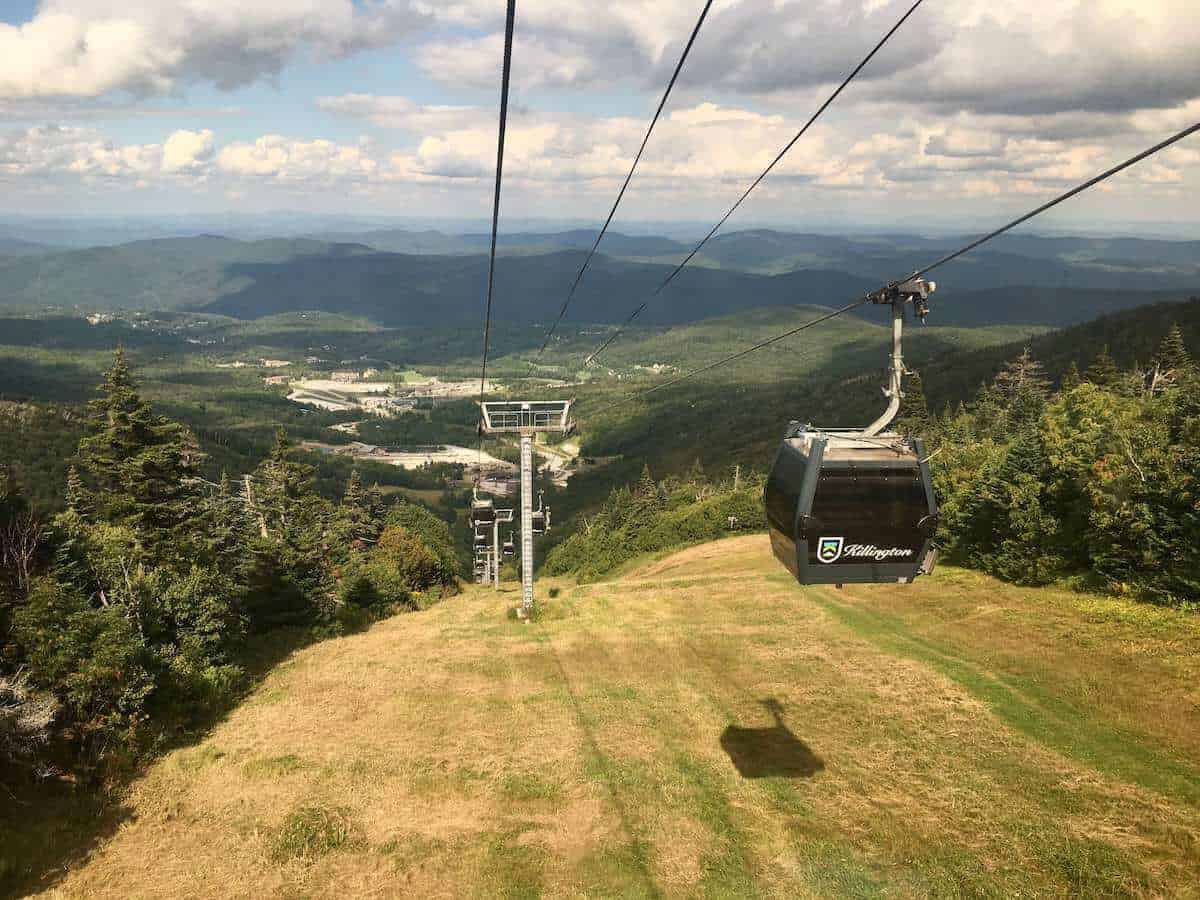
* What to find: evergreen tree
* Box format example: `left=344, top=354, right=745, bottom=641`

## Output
left=65, top=465, right=90, bottom=516
left=993, top=347, right=1050, bottom=432
left=245, top=428, right=331, bottom=630
left=896, top=371, right=933, bottom=437
left=1060, top=360, right=1082, bottom=391
left=969, top=382, right=1006, bottom=441
left=366, top=482, right=386, bottom=527
left=1085, top=345, right=1121, bottom=388
left=256, top=427, right=316, bottom=534
left=334, top=469, right=375, bottom=549
left=0, top=466, right=29, bottom=611
left=197, top=472, right=252, bottom=584
left=344, top=469, right=364, bottom=510
left=76, top=348, right=204, bottom=559
left=1155, top=323, right=1194, bottom=381
left=635, top=464, right=656, bottom=498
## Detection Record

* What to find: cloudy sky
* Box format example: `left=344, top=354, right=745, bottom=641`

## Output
left=0, top=0, right=1196, bottom=230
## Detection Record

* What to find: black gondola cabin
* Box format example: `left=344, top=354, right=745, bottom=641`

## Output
left=765, top=425, right=938, bottom=585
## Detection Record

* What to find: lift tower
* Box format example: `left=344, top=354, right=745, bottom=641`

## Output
left=479, top=401, right=574, bottom=616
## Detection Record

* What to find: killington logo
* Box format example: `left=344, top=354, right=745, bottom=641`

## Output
left=816, top=537, right=844, bottom=563
left=816, top=538, right=913, bottom=564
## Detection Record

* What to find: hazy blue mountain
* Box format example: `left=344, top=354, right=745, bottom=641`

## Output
left=0, top=230, right=1194, bottom=327
left=305, top=227, right=688, bottom=258
left=205, top=249, right=878, bottom=326
left=0, top=236, right=374, bottom=311
left=0, top=237, right=53, bottom=256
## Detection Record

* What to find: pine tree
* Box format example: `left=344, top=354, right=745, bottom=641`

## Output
left=334, top=470, right=375, bottom=548
left=630, top=464, right=663, bottom=523
left=1000, top=423, right=1047, bottom=480
left=0, top=467, right=32, bottom=605
left=245, top=429, right=331, bottom=630
left=896, top=371, right=933, bottom=437
left=1085, top=345, right=1121, bottom=388
left=191, top=472, right=253, bottom=588
left=64, top=465, right=90, bottom=516
left=1060, top=360, right=1082, bottom=390
left=257, top=427, right=316, bottom=525
left=635, top=464, right=656, bottom=500
left=1155, top=323, right=1193, bottom=379
left=366, top=483, right=385, bottom=526
left=344, top=469, right=364, bottom=510
left=993, top=347, right=1050, bottom=432
left=76, top=348, right=204, bottom=559
left=970, top=382, right=1006, bottom=440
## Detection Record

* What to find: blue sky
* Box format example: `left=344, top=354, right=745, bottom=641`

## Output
left=0, top=1, right=1196, bottom=232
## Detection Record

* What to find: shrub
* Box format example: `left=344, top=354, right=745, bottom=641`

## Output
left=385, top=502, right=460, bottom=585
left=375, top=526, right=444, bottom=592
left=337, top=560, right=413, bottom=616
left=0, top=671, right=59, bottom=775
left=14, top=577, right=154, bottom=771
left=544, top=475, right=766, bottom=581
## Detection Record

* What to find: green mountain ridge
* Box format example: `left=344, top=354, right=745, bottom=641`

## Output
left=1, top=230, right=1196, bottom=328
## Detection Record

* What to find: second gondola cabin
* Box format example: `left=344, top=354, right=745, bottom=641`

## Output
left=765, top=424, right=938, bottom=585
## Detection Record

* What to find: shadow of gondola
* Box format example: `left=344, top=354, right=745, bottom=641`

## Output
left=720, top=698, right=825, bottom=779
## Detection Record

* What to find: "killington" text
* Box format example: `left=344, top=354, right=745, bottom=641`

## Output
left=841, top=544, right=913, bottom=561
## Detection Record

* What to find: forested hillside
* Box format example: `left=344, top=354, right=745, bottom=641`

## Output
left=0, top=352, right=462, bottom=799
left=544, top=464, right=765, bottom=581
left=0, top=237, right=374, bottom=313
left=919, top=328, right=1199, bottom=603
left=558, top=316, right=1200, bottom=607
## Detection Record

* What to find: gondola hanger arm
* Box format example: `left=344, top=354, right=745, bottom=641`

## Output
left=863, top=276, right=936, bottom=437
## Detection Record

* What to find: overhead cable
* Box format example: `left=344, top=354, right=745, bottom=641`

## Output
left=527, top=0, right=717, bottom=373
left=479, top=0, right=518, bottom=406
left=583, top=0, right=926, bottom=365
left=911, top=121, right=1200, bottom=280
left=588, top=120, right=1200, bottom=413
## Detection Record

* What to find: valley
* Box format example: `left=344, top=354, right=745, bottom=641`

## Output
left=2, top=223, right=1197, bottom=900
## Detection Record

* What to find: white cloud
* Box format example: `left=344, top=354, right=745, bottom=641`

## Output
left=0, top=124, right=161, bottom=179
left=314, top=90, right=1199, bottom=211
left=416, top=31, right=607, bottom=92
left=316, top=94, right=480, bottom=132
left=216, top=135, right=378, bottom=182
left=161, top=128, right=214, bottom=173
left=2, top=95, right=1193, bottom=221
left=412, top=0, right=1199, bottom=121
left=0, top=0, right=424, bottom=99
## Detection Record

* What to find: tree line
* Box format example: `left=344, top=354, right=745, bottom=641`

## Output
left=1, top=350, right=461, bottom=785
left=548, top=324, right=1199, bottom=607
left=544, top=462, right=765, bottom=581
left=903, top=324, right=1199, bottom=604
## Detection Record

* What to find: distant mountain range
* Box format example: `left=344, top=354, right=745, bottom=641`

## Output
left=0, top=229, right=1194, bottom=328
left=0, top=237, right=52, bottom=256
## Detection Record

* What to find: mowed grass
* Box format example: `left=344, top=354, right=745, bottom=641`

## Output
left=26, top=537, right=1200, bottom=898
